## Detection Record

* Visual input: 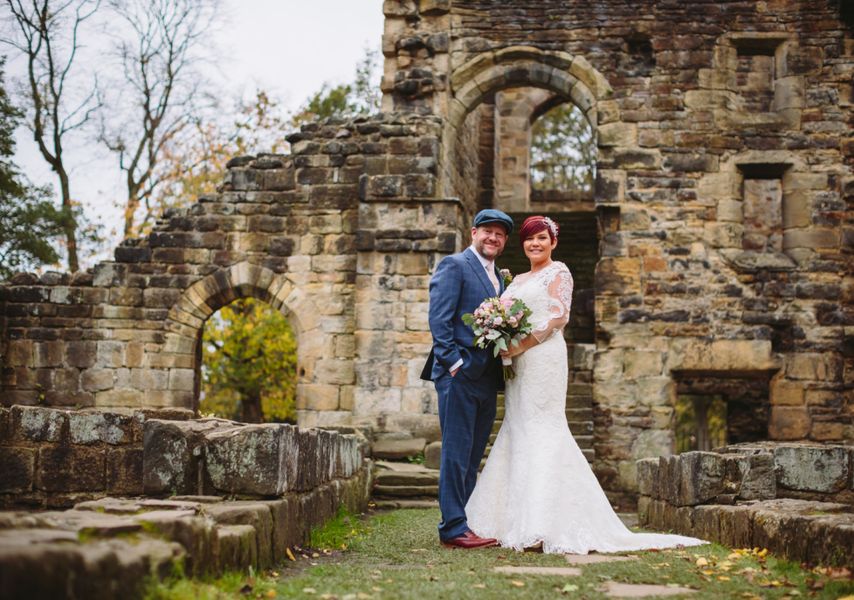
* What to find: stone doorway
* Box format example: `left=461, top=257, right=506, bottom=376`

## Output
left=195, top=297, right=298, bottom=424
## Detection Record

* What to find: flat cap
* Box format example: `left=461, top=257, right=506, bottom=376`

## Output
left=472, top=208, right=514, bottom=234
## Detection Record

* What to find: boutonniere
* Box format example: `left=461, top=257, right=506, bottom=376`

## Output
left=499, top=268, right=513, bottom=287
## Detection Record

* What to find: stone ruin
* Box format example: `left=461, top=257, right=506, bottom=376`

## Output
left=0, top=404, right=371, bottom=596
left=638, top=441, right=854, bottom=568
left=0, top=0, right=852, bottom=513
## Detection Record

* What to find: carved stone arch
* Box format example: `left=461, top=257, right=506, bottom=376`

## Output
left=442, top=46, right=614, bottom=200
left=163, top=261, right=321, bottom=413
left=166, top=262, right=309, bottom=336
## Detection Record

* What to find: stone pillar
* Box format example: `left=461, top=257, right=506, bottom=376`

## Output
left=493, top=88, right=556, bottom=212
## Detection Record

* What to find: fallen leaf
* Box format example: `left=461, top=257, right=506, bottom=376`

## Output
left=696, top=557, right=709, bottom=567
left=285, top=548, right=296, bottom=562
left=510, top=580, right=525, bottom=587
left=265, top=590, right=277, bottom=599
left=302, top=589, right=316, bottom=595
left=717, top=576, right=731, bottom=582
left=561, top=584, right=578, bottom=593
left=472, top=584, right=486, bottom=589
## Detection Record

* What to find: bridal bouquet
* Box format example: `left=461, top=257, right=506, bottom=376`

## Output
left=462, top=297, right=533, bottom=379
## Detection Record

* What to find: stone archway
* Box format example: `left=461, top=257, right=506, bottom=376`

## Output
left=439, top=46, right=617, bottom=211
left=165, top=261, right=347, bottom=421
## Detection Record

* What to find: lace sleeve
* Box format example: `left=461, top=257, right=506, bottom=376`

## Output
left=531, top=265, right=574, bottom=343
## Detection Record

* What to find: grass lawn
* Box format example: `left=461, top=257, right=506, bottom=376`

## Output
left=146, top=508, right=854, bottom=599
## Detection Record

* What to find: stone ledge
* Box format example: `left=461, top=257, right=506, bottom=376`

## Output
left=639, top=497, right=854, bottom=568
left=0, top=468, right=371, bottom=599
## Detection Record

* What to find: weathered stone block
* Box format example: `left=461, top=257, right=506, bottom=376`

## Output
left=36, top=446, right=106, bottom=492
left=295, top=429, right=320, bottom=492
left=69, top=411, right=134, bottom=445
left=106, top=448, right=144, bottom=495
left=205, top=424, right=298, bottom=496
left=673, top=452, right=727, bottom=506
left=144, top=419, right=237, bottom=496
left=726, top=452, right=777, bottom=501
left=635, top=457, right=658, bottom=498
left=213, top=524, right=257, bottom=574
left=774, top=445, right=850, bottom=494
left=769, top=406, right=811, bottom=440
left=424, top=441, right=442, bottom=470
left=0, top=447, right=36, bottom=492
left=12, top=406, right=67, bottom=443
left=203, top=502, right=274, bottom=569
left=133, top=511, right=214, bottom=577
left=372, top=436, right=426, bottom=460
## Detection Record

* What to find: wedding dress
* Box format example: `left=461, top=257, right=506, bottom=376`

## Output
left=466, top=261, right=705, bottom=554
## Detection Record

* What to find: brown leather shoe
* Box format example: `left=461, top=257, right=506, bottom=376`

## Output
left=441, top=530, right=499, bottom=549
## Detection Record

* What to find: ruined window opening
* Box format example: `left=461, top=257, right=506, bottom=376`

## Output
left=673, top=372, right=772, bottom=452
left=675, top=394, right=727, bottom=453
left=198, top=297, right=297, bottom=424
left=621, top=34, right=655, bottom=77
left=529, top=102, right=596, bottom=204
left=733, top=39, right=779, bottom=113
left=728, top=162, right=798, bottom=270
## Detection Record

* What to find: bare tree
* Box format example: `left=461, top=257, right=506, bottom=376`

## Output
left=2, top=0, right=102, bottom=272
left=100, top=0, right=218, bottom=239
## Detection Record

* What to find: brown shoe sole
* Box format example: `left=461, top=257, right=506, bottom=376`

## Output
left=441, top=540, right=499, bottom=549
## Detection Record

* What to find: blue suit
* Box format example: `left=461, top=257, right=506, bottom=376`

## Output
left=421, top=247, right=505, bottom=541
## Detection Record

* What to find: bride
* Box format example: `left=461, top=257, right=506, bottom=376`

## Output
left=465, top=215, right=706, bottom=554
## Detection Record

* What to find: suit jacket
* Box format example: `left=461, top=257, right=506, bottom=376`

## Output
left=421, top=248, right=505, bottom=383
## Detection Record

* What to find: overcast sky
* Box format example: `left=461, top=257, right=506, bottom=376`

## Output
left=6, top=0, right=384, bottom=264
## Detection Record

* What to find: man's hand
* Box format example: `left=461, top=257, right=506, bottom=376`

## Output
left=450, top=367, right=459, bottom=377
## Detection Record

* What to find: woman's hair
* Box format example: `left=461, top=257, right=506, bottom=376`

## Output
left=519, top=215, right=559, bottom=243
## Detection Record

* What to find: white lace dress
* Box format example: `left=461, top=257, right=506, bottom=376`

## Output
left=465, top=261, right=705, bottom=554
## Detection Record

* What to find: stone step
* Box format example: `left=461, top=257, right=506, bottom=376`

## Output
left=372, top=485, right=439, bottom=498
left=566, top=407, right=594, bottom=422
left=373, top=499, right=439, bottom=510
left=374, top=470, right=439, bottom=487
left=574, top=435, right=594, bottom=449
left=566, top=394, right=593, bottom=410
left=569, top=420, right=594, bottom=436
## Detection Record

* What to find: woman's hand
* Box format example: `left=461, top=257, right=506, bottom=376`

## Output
left=500, top=335, right=534, bottom=359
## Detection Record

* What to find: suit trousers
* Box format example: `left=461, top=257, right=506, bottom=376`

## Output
left=434, top=368, right=498, bottom=541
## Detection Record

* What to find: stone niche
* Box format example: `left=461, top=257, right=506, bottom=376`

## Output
left=689, top=32, right=805, bottom=130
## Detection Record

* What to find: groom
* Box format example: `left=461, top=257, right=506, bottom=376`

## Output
left=421, top=208, right=514, bottom=549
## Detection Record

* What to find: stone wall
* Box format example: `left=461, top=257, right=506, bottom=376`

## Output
left=0, top=114, right=454, bottom=438
left=0, top=405, right=191, bottom=508
left=0, top=405, right=370, bottom=510
left=0, top=405, right=372, bottom=596
left=637, top=441, right=854, bottom=567
left=381, top=0, right=853, bottom=500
